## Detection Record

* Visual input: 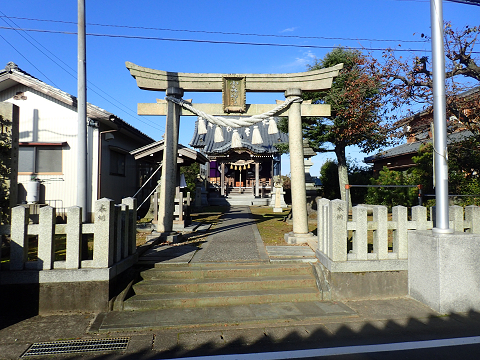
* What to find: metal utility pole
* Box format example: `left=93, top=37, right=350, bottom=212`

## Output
left=77, top=0, right=88, bottom=222
left=430, top=0, right=452, bottom=233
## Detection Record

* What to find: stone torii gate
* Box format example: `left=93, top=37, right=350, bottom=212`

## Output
left=126, top=61, right=342, bottom=244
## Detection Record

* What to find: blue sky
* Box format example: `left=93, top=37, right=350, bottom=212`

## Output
left=1, top=0, right=479, bottom=176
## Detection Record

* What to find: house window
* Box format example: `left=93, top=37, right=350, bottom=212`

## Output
left=110, top=149, right=126, bottom=176
left=18, top=144, right=63, bottom=174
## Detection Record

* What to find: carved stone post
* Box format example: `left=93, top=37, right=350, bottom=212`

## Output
left=220, top=162, right=225, bottom=196
left=255, top=162, right=260, bottom=198
left=157, top=87, right=183, bottom=233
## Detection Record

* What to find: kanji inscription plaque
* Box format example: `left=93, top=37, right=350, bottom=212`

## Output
left=222, top=75, right=246, bottom=113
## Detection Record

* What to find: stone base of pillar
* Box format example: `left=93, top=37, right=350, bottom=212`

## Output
left=159, top=231, right=182, bottom=243
left=409, top=230, right=480, bottom=314
left=284, top=231, right=315, bottom=245
left=273, top=207, right=283, bottom=213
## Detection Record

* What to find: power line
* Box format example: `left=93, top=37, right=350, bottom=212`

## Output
left=0, top=15, right=164, bottom=133
left=0, top=15, right=429, bottom=44
left=0, top=13, right=73, bottom=82
left=0, top=26, right=434, bottom=53
left=0, top=33, right=59, bottom=87
left=445, top=0, right=480, bottom=5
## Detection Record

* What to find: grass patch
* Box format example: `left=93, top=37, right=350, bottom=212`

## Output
left=134, top=205, right=230, bottom=248
left=249, top=206, right=316, bottom=246
left=1, top=234, right=94, bottom=264
left=347, top=214, right=394, bottom=253
left=190, top=206, right=229, bottom=225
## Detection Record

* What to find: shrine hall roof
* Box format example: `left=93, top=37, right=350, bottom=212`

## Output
left=189, top=116, right=288, bottom=155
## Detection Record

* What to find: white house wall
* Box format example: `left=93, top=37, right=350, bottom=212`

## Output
left=98, top=131, right=140, bottom=203
left=0, top=84, right=97, bottom=214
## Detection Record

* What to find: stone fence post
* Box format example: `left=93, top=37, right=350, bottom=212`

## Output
left=317, top=198, right=330, bottom=254
left=122, top=197, right=137, bottom=255
left=10, top=205, right=29, bottom=270
left=65, top=206, right=82, bottom=269
left=373, top=205, right=388, bottom=260
left=37, top=206, right=55, bottom=270
left=411, top=206, right=428, bottom=230
left=449, top=205, right=464, bottom=232
left=351, top=205, right=367, bottom=260
left=465, top=205, right=480, bottom=233
left=114, top=205, right=123, bottom=264
left=329, top=199, right=347, bottom=262
left=392, top=205, right=408, bottom=259
left=93, top=198, right=114, bottom=268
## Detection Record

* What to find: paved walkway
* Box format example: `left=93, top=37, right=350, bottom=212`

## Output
left=191, top=206, right=269, bottom=263
left=138, top=206, right=315, bottom=265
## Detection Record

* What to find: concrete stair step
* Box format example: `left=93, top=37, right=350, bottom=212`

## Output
left=132, top=275, right=317, bottom=294
left=93, top=301, right=358, bottom=333
left=123, top=287, right=321, bottom=310
left=142, top=263, right=314, bottom=280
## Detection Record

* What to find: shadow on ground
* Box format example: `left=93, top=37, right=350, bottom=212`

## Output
left=4, top=307, right=480, bottom=359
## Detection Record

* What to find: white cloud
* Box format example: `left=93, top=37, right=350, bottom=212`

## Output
left=280, top=27, right=297, bottom=33
left=278, top=51, right=317, bottom=71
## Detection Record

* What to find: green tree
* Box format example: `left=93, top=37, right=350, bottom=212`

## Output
left=412, top=140, right=480, bottom=206
left=348, top=161, right=374, bottom=204
left=320, top=159, right=373, bottom=204
left=180, top=162, right=200, bottom=195
left=319, top=160, right=340, bottom=200
left=365, top=167, right=419, bottom=209
left=298, top=48, right=389, bottom=202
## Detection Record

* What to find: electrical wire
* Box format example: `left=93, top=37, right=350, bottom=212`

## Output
left=0, top=26, right=434, bottom=53
left=0, top=32, right=59, bottom=87
left=0, top=14, right=164, bottom=133
left=0, top=15, right=429, bottom=44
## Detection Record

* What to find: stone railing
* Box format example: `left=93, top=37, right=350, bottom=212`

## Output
left=0, top=197, right=137, bottom=276
left=316, top=198, right=480, bottom=273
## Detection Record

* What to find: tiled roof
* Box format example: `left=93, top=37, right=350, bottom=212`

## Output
left=395, top=86, right=480, bottom=128
left=364, top=130, right=474, bottom=163
left=189, top=116, right=288, bottom=155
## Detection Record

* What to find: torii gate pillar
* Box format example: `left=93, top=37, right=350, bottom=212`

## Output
left=157, top=87, right=183, bottom=233
left=284, top=88, right=312, bottom=243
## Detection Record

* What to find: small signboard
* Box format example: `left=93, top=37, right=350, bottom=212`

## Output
left=222, top=76, right=246, bottom=113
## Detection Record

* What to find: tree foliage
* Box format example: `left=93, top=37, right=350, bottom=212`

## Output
left=320, top=159, right=373, bottom=204
left=411, top=140, right=480, bottom=206
left=304, top=48, right=388, bottom=152
left=302, top=48, right=389, bottom=201
left=381, top=23, right=480, bottom=137
left=319, top=160, right=340, bottom=200
left=365, top=137, right=480, bottom=208
left=180, top=162, right=200, bottom=195
left=365, top=167, right=419, bottom=209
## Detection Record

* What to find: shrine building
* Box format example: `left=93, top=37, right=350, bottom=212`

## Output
left=189, top=116, right=288, bottom=205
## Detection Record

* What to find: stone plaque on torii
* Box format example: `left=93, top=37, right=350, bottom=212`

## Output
left=126, top=61, right=342, bottom=244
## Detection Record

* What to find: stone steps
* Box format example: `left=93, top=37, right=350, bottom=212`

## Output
left=121, top=263, right=323, bottom=311
left=123, top=288, right=321, bottom=310
left=132, top=275, right=317, bottom=294
left=142, top=263, right=313, bottom=280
